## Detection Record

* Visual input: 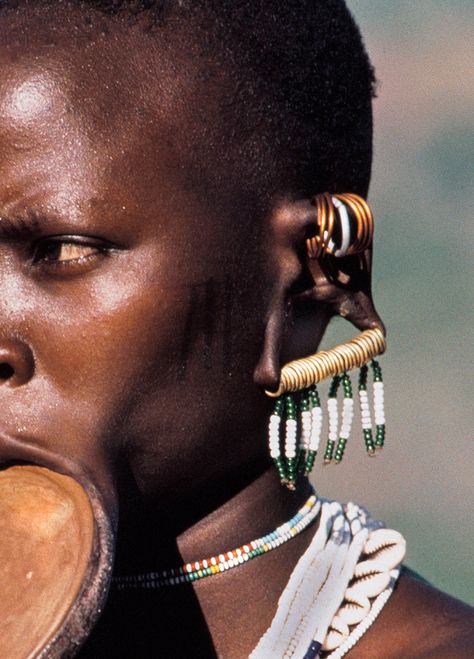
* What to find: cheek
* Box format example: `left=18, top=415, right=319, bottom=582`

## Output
left=33, top=273, right=188, bottom=419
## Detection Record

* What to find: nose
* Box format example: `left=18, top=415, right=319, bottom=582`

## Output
left=0, top=339, right=35, bottom=387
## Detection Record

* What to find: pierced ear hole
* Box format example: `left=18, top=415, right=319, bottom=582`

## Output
left=0, top=363, right=14, bottom=380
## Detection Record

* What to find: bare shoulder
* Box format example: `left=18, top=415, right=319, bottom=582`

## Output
left=347, top=567, right=474, bottom=658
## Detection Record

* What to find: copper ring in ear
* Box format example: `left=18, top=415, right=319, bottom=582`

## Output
left=306, top=192, right=374, bottom=259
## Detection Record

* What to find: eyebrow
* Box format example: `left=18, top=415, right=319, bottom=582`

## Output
left=0, top=211, right=44, bottom=239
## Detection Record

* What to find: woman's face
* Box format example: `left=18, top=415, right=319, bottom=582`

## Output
left=0, top=6, right=271, bottom=517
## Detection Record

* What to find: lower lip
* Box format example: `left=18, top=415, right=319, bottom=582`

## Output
left=0, top=450, right=115, bottom=656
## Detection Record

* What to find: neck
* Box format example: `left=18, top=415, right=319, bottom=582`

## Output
left=86, top=468, right=319, bottom=658
left=114, top=464, right=315, bottom=573
left=187, top=470, right=319, bottom=658
left=177, top=468, right=314, bottom=563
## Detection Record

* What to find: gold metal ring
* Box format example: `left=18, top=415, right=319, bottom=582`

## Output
left=265, top=327, right=386, bottom=397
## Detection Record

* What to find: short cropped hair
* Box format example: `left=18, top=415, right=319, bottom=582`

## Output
left=1, top=0, right=376, bottom=195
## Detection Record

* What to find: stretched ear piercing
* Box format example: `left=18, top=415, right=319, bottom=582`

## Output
left=266, top=193, right=386, bottom=490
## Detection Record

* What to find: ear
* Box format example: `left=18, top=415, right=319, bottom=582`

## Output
left=253, top=196, right=384, bottom=391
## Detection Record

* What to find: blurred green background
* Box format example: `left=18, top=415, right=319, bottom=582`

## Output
left=312, top=1, right=473, bottom=605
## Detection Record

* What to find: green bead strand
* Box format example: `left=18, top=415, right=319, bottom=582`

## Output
left=273, top=456, right=287, bottom=483
left=297, top=447, right=306, bottom=473
left=309, top=386, right=321, bottom=407
left=286, top=457, right=297, bottom=490
left=341, top=373, right=353, bottom=398
left=274, top=397, right=284, bottom=416
left=375, top=424, right=385, bottom=448
left=285, top=394, right=297, bottom=420
left=304, top=449, right=317, bottom=475
left=329, top=375, right=340, bottom=397
left=300, top=396, right=310, bottom=412
left=334, top=437, right=347, bottom=463
left=363, top=428, right=376, bottom=455
left=323, top=439, right=335, bottom=464
left=371, top=359, right=383, bottom=382
left=358, top=364, right=368, bottom=391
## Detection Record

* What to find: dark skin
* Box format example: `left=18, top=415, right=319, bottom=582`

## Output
left=0, top=6, right=472, bottom=657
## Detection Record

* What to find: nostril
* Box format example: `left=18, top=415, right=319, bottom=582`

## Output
left=0, top=363, right=14, bottom=380
left=0, top=340, right=35, bottom=386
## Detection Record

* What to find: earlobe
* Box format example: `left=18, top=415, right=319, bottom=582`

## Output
left=254, top=192, right=389, bottom=489
left=300, top=253, right=384, bottom=333
left=253, top=192, right=384, bottom=392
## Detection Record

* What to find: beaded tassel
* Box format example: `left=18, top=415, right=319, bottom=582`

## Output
left=324, top=376, right=340, bottom=464
left=268, top=398, right=286, bottom=483
left=306, top=386, right=322, bottom=475
left=267, top=394, right=300, bottom=488
left=284, top=394, right=298, bottom=489
left=371, top=360, right=385, bottom=448
left=299, top=395, right=311, bottom=474
left=268, top=360, right=386, bottom=485
left=334, top=374, right=354, bottom=463
left=358, top=365, right=375, bottom=456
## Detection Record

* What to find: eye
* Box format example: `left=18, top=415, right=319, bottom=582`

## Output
left=31, top=237, right=113, bottom=274
left=33, top=240, right=101, bottom=264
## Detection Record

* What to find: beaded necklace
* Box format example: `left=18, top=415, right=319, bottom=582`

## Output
left=113, top=491, right=319, bottom=590
left=113, top=494, right=405, bottom=658
left=251, top=499, right=406, bottom=658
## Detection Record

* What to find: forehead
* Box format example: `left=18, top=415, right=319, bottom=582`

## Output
left=0, top=5, right=238, bottom=220
left=0, top=4, right=196, bottom=137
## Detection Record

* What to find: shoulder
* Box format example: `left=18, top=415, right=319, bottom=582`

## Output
left=347, top=567, right=474, bottom=658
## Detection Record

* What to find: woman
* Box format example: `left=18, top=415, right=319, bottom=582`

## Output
left=0, top=0, right=472, bottom=657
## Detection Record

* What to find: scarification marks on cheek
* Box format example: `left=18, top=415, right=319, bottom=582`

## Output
left=222, top=274, right=233, bottom=375
left=177, top=277, right=235, bottom=382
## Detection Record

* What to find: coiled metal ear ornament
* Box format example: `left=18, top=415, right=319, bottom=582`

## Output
left=266, top=193, right=386, bottom=490
left=306, top=192, right=374, bottom=259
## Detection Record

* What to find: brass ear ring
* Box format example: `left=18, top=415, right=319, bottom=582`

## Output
left=265, top=328, right=385, bottom=398
left=266, top=194, right=386, bottom=490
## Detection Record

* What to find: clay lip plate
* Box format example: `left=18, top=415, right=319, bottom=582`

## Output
left=0, top=464, right=113, bottom=659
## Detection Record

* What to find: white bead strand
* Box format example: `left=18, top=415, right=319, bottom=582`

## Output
left=370, top=360, right=386, bottom=449
left=324, top=376, right=341, bottom=463
left=334, top=374, right=354, bottom=463
left=303, top=387, right=322, bottom=475
left=269, top=398, right=287, bottom=483
left=309, top=404, right=323, bottom=453
left=358, top=365, right=375, bottom=455
left=301, top=404, right=312, bottom=453
left=269, top=414, right=282, bottom=459
left=284, top=395, right=298, bottom=488
left=373, top=382, right=385, bottom=426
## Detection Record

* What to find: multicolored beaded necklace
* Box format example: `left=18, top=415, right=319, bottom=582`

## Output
left=113, top=491, right=319, bottom=590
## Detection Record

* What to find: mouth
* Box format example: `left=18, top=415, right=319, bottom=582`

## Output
left=0, top=447, right=115, bottom=657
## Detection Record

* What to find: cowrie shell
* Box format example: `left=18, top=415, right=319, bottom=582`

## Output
left=337, top=601, right=369, bottom=626
left=323, top=628, right=347, bottom=652
left=344, top=588, right=370, bottom=611
left=329, top=616, right=350, bottom=637
left=352, top=569, right=391, bottom=598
